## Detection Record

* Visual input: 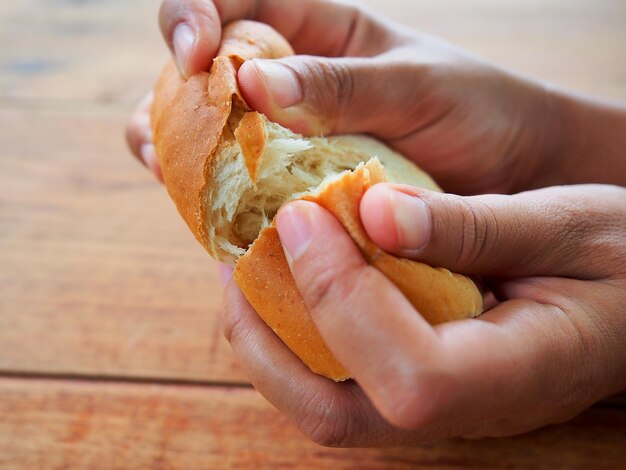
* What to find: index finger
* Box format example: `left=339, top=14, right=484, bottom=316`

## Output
left=275, top=201, right=445, bottom=429
left=159, top=0, right=395, bottom=76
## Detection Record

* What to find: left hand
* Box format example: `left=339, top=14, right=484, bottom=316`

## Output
left=222, top=183, right=626, bottom=446
left=125, top=91, right=163, bottom=182
left=128, top=0, right=595, bottom=195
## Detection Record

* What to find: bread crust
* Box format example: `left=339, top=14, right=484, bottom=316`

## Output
left=304, top=160, right=483, bottom=326
left=151, top=21, right=294, bottom=255
left=234, top=225, right=351, bottom=380
left=153, top=20, right=483, bottom=382
left=235, top=160, right=482, bottom=381
left=235, top=111, right=267, bottom=184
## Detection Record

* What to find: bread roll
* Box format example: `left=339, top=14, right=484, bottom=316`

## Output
left=152, top=20, right=483, bottom=381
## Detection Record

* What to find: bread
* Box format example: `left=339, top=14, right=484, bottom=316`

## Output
left=151, top=20, right=483, bottom=381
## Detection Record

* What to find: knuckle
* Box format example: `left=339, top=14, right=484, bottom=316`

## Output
left=220, top=288, right=250, bottom=346
left=297, top=58, right=356, bottom=130
left=382, top=389, right=430, bottom=430
left=299, top=262, right=339, bottom=313
left=329, top=61, right=356, bottom=107
left=220, top=306, right=238, bottom=344
left=532, top=306, right=603, bottom=421
left=301, top=263, right=365, bottom=316
left=451, top=196, right=499, bottom=271
left=551, top=195, right=593, bottom=242
left=547, top=202, right=593, bottom=272
left=297, top=392, right=349, bottom=447
left=544, top=186, right=626, bottom=277
left=377, top=370, right=448, bottom=430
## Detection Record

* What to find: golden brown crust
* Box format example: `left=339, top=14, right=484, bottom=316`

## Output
left=152, top=21, right=294, bottom=254
left=303, top=160, right=483, bottom=325
left=151, top=61, right=183, bottom=135
left=235, top=111, right=267, bottom=184
left=153, top=72, right=217, bottom=246
left=218, top=21, right=294, bottom=60
left=234, top=226, right=351, bottom=381
left=154, top=20, right=482, bottom=382
left=235, top=160, right=482, bottom=381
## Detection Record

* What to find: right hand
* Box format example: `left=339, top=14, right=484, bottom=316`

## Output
left=127, top=0, right=574, bottom=195
left=221, top=182, right=626, bottom=446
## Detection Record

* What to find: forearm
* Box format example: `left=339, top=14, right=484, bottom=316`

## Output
left=538, top=91, right=626, bottom=188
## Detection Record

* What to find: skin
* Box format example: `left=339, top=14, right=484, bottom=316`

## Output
left=126, top=0, right=626, bottom=447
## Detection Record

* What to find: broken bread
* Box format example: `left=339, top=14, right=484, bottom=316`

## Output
left=151, top=20, right=483, bottom=381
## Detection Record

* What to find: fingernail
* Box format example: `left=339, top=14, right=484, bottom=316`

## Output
left=141, top=143, right=163, bottom=182
left=276, top=203, right=312, bottom=264
left=140, top=143, right=156, bottom=166
left=253, top=60, right=302, bottom=108
left=173, top=23, right=195, bottom=77
left=218, top=263, right=233, bottom=285
left=388, top=190, right=431, bottom=251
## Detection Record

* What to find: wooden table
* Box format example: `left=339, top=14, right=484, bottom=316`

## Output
left=1, top=0, right=625, bottom=468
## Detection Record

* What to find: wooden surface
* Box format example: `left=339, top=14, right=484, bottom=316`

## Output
left=1, top=0, right=625, bottom=468
left=1, top=379, right=625, bottom=470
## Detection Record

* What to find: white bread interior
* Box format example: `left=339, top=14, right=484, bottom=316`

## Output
left=208, top=115, right=440, bottom=262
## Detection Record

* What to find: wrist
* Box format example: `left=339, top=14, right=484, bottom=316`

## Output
left=535, top=89, right=626, bottom=187
left=499, top=73, right=573, bottom=193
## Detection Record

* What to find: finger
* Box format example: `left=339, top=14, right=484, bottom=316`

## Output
left=430, top=280, right=612, bottom=436
left=360, top=183, right=626, bottom=279
left=221, top=279, right=420, bottom=446
left=159, top=0, right=222, bottom=77
left=125, top=92, right=153, bottom=162
left=159, top=0, right=397, bottom=77
left=217, top=263, right=233, bottom=285
left=125, top=93, right=163, bottom=182
left=276, top=199, right=609, bottom=435
left=275, top=200, right=450, bottom=429
left=237, top=52, right=432, bottom=136
left=499, top=275, right=626, bottom=397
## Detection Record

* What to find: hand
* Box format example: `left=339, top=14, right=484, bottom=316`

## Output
left=222, top=183, right=626, bottom=446
left=125, top=92, right=163, bottom=182
left=127, top=0, right=626, bottom=194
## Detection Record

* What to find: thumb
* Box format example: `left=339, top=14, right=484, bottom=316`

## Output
left=159, top=0, right=222, bottom=78
left=360, top=183, right=625, bottom=279
left=237, top=55, right=421, bottom=137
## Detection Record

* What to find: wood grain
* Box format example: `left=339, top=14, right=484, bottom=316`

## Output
left=1, top=0, right=625, bottom=106
left=0, top=0, right=164, bottom=105
left=0, top=107, right=244, bottom=383
left=0, top=378, right=624, bottom=470
left=1, top=0, right=625, bottom=383
left=1, top=0, right=626, bottom=467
